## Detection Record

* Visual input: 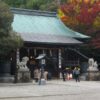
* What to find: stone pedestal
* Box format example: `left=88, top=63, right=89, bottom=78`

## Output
left=17, top=67, right=31, bottom=82
left=87, top=66, right=100, bottom=81
left=87, top=71, right=100, bottom=81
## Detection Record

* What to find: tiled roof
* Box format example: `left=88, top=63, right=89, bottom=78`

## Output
left=11, top=8, right=89, bottom=45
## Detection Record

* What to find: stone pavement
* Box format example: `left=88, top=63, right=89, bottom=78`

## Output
left=0, top=79, right=100, bottom=100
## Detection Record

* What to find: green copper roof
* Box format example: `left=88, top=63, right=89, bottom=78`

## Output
left=12, top=14, right=89, bottom=38
left=11, top=8, right=89, bottom=45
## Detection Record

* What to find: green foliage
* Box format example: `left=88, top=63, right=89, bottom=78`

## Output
left=0, top=1, right=23, bottom=61
left=0, top=32, right=23, bottom=56
left=0, top=1, right=13, bottom=37
left=40, top=1, right=58, bottom=11
left=2, top=0, right=68, bottom=11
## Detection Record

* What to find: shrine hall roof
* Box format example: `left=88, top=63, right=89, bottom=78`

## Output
left=11, top=8, right=89, bottom=45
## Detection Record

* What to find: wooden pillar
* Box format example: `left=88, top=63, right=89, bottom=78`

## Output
left=16, top=48, right=20, bottom=64
left=50, top=49, right=52, bottom=56
left=34, top=49, right=37, bottom=56
left=43, top=49, right=45, bottom=54
left=14, top=48, right=20, bottom=83
left=27, top=48, right=30, bottom=57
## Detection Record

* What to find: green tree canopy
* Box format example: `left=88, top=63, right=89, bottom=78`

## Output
left=3, top=0, right=67, bottom=11
left=0, top=1, right=23, bottom=61
left=3, top=0, right=58, bottom=11
left=0, top=1, right=13, bottom=37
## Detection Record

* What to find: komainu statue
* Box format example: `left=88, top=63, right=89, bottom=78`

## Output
left=88, top=58, right=98, bottom=71
left=18, top=57, right=29, bottom=72
left=17, top=56, right=31, bottom=82
left=87, top=58, right=99, bottom=81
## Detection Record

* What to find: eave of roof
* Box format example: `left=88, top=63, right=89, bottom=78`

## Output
left=20, top=33, right=82, bottom=44
left=11, top=7, right=57, bottom=17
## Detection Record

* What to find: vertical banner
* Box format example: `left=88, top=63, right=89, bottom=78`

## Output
left=59, top=49, right=62, bottom=68
left=16, top=48, right=20, bottom=65
left=27, top=48, right=30, bottom=57
left=58, top=49, right=62, bottom=78
left=34, top=49, right=36, bottom=56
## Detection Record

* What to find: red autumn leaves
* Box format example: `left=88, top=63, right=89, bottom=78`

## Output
left=59, top=0, right=100, bottom=48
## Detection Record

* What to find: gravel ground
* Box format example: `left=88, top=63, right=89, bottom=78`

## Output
left=0, top=80, right=100, bottom=100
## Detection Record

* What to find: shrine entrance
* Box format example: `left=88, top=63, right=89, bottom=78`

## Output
left=19, top=47, right=59, bottom=78
left=16, top=46, right=86, bottom=79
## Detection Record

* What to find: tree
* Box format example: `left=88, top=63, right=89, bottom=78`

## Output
left=59, top=0, right=100, bottom=49
left=0, top=1, right=23, bottom=62
left=3, top=0, right=67, bottom=11
left=0, top=1, right=13, bottom=37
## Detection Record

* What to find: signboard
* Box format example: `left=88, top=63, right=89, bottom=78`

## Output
left=41, top=59, right=45, bottom=65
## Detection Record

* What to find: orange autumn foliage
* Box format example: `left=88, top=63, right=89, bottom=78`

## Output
left=59, top=0, right=100, bottom=48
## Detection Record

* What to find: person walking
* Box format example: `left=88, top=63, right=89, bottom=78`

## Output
left=27, top=56, right=36, bottom=79
left=62, top=69, right=66, bottom=81
left=73, top=67, right=80, bottom=82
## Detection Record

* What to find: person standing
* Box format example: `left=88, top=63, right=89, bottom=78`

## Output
left=44, top=70, right=48, bottom=80
left=27, top=56, right=36, bottom=79
left=62, top=69, right=66, bottom=81
left=73, top=67, right=80, bottom=82
left=34, top=67, right=40, bottom=82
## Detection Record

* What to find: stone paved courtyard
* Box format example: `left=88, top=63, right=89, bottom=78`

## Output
left=0, top=80, right=100, bottom=100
